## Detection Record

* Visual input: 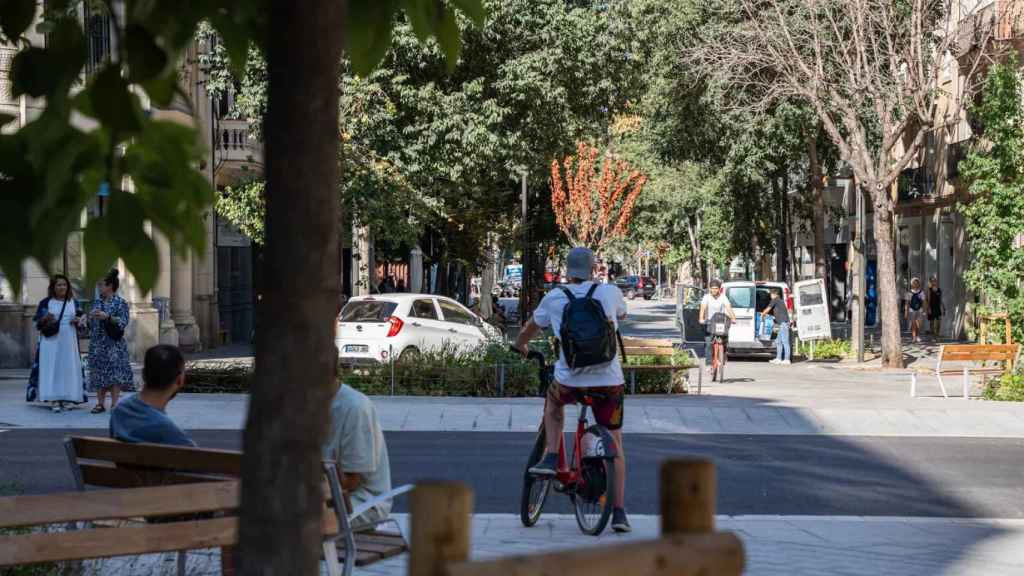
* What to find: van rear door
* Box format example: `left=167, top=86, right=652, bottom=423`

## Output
left=724, top=282, right=757, bottom=344
left=676, top=285, right=705, bottom=343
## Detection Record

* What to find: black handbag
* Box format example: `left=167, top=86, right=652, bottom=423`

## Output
left=39, top=299, right=68, bottom=338
left=103, top=316, right=125, bottom=340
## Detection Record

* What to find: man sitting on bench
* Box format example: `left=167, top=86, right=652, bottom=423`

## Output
left=109, top=344, right=195, bottom=447
left=324, top=382, right=392, bottom=531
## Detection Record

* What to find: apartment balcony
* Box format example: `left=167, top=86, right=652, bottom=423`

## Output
left=214, top=119, right=263, bottom=186
left=956, top=0, right=1024, bottom=56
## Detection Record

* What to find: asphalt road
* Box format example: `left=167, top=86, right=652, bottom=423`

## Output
left=2, top=429, right=1022, bottom=518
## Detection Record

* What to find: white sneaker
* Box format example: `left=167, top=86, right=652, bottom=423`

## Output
left=781, top=360, right=791, bottom=365
left=769, top=359, right=780, bottom=364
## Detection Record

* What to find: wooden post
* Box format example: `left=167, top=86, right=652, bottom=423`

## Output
left=660, top=458, right=716, bottom=535
left=409, top=482, right=473, bottom=576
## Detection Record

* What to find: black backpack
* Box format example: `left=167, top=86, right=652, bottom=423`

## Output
left=910, top=291, right=923, bottom=311
left=559, top=285, right=618, bottom=370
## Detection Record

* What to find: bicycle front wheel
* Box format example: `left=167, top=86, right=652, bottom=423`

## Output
left=520, top=430, right=552, bottom=527
left=572, top=457, right=615, bottom=536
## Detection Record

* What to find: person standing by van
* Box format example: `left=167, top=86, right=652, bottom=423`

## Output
left=762, top=289, right=791, bottom=364
left=699, top=279, right=735, bottom=370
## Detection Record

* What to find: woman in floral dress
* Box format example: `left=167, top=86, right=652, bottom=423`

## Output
left=89, top=269, right=134, bottom=414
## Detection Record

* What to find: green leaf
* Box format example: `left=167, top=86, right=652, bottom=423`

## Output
left=435, top=6, right=461, bottom=70
left=405, top=0, right=439, bottom=42
left=347, top=0, right=400, bottom=76
left=84, top=218, right=119, bottom=289
left=89, top=68, right=144, bottom=134
left=10, top=48, right=60, bottom=98
left=0, top=0, right=36, bottom=40
left=447, top=0, right=485, bottom=26
left=125, top=24, right=169, bottom=82
left=210, top=15, right=251, bottom=78
left=121, top=234, right=159, bottom=296
left=141, top=71, right=180, bottom=108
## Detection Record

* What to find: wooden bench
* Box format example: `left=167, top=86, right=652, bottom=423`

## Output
left=621, top=337, right=699, bottom=394
left=63, top=436, right=410, bottom=576
left=917, top=344, right=1021, bottom=399
left=0, top=480, right=343, bottom=574
left=408, top=458, right=744, bottom=576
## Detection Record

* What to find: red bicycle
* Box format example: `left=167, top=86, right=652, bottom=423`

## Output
left=520, top=387, right=618, bottom=535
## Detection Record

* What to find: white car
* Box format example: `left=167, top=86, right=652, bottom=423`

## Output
left=336, top=294, right=500, bottom=364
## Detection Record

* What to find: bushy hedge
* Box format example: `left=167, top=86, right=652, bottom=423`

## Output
left=183, top=340, right=694, bottom=396
left=795, top=339, right=852, bottom=360
left=983, top=372, right=1024, bottom=402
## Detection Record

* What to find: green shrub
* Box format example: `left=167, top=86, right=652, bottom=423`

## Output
left=795, top=339, right=852, bottom=360
left=983, top=372, right=1024, bottom=402
left=183, top=362, right=252, bottom=393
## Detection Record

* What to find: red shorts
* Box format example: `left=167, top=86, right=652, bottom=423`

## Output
left=546, top=382, right=624, bottom=430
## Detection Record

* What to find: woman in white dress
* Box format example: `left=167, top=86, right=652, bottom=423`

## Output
left=34, top=275, right=84, bottom=412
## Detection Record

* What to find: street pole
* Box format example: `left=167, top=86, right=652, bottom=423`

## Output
left=519, top=171, right=528, bottom=325
left=854, top=179, right=866, bottom=363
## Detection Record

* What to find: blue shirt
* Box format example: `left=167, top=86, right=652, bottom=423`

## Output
left=109, top=395, right=195, bottom=446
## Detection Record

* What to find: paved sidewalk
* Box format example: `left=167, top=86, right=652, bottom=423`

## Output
left=5, top=360, right=1024, bottom=436
left=84, top=514, right=1024, bottom=576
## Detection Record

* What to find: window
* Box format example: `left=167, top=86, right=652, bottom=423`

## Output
left=84, top=9, right=111, bottom=76
left=410, top=299, right=438, bottom=320
left=726, top=286, right=755, bottom=309
left=439, top=300, right=476, bottom=326
left=340, top=301, right=397, bottom=323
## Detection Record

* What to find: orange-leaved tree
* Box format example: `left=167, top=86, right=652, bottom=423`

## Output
left=550, top=142, right=647, bottom=253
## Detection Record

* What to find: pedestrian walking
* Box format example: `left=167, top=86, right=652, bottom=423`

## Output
left=89, top=269, right=133, bottom=414
left=927, top=276, right=945, bottom=340
left=905, top=277, right=926, bottom=343
left=34, top=275, right=85, bottom=412
left=762, top=288, right=791, bottom=364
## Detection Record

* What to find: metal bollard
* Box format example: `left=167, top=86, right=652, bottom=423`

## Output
left=910, top=372, right=917, bottom=398
left=963, top=367, right=969, bottom=399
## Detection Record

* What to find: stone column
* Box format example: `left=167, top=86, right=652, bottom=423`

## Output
left=121, top=258, right=160, bottom=364
left=171, top=248, right=200, bottom=351
left=409, top=245, right=423, bottom=294
left=153, top=230, right=179, bottom=346
left=193, top=209, right=220, bottom=350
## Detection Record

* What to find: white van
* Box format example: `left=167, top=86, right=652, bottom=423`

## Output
left=677, top=281, right=793, bottom=357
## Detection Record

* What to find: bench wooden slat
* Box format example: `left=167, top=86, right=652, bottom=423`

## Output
left=621, top=338, right=675, bottom=348
left=71, top=437, right=242, bottom=476
left=0, top=511, right=339, bottom=567
left=623, top=347, right=676, bottom=356
left=0, top=482, right=239, bottom=529
left=79, top=463, right=224, bottom=488
left=625, top=365, right=679, bottom=371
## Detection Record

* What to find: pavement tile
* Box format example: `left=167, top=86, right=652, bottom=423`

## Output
left=676, top=407, right=724, bottom=433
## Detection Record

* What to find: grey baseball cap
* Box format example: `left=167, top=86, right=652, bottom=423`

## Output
left=565, top=247, right=595, bottom=281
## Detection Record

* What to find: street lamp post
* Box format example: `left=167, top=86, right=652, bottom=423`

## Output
left=519, top=171, right=529, bottom=325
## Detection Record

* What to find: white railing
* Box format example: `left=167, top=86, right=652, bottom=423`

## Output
left=216, top=119, right=262, bottom=164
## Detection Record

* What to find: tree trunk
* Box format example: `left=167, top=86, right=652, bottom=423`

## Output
left=806, top=130, right=828, bottom=280
left=873, top=203, right=903, bottom=368
left=238, top=2, right=346, bottom=574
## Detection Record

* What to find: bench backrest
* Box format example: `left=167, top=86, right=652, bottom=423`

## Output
left=65, top=436, right=242, bottom=490
left=939, top=344, right=1019, bottom=364
left=621, top=337, right=676, bottom=357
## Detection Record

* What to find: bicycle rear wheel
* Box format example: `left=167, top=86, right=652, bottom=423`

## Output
left=571, top=456, right=615, bottom=536
left=520, top=430, right=552, bottom=527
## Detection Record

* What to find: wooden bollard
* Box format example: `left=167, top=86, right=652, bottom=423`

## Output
left=409, top=482, right=473, bottom=576
left=660, top=458, right=716, bottom=535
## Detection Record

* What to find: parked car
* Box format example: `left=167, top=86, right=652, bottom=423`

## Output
left=613, top=275, right=657, bottom=300
left=336, top=294, right=500, bottom=365
left=676, top=280, right=793, bottom=357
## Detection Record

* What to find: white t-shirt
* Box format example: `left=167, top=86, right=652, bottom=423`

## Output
left=700, top=293, right=731, bottom=323
left=323, top=385, right=392, bottom=523
left=533, top=282, right=627, bottom=388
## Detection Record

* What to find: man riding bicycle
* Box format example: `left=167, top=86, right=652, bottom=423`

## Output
left=514, top=247, right=631, bottom=533
left=698, top=279, right=735, bottom=373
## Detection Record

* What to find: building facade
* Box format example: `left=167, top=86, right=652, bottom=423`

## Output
left=0, top=4, right=262, bottom=367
